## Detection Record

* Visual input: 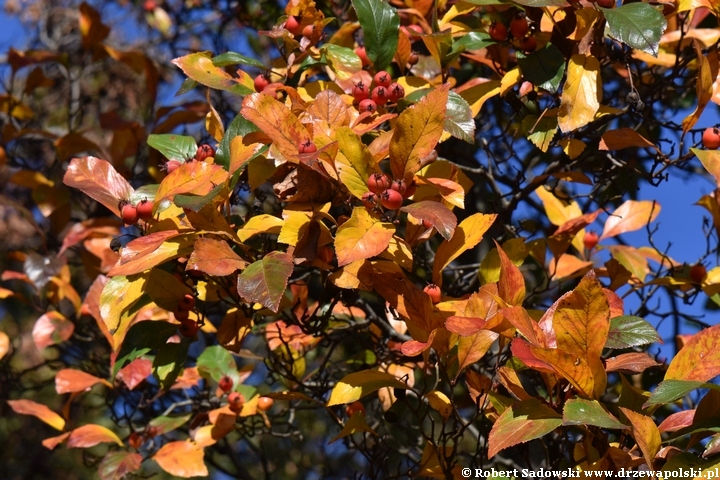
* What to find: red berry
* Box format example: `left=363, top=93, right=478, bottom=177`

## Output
left=510, top=16, right=529, bottom=39
left=373, top=71, right=392, bottom=88
left=175, top=309, right=189, bottom=322
left=178, top=293, right=195, bottom=311
left=596, top=0, right=615, bottom=7
left=143, top=0, right=156, bottom=12
left=302, top=24, right=315, bottom=38
left=422, top=219, right=433, bottom=229
left=128, top=432, right=143, bottom=449
left=387, top=83, right=405, bottom=103
left=219, top=375, right=233, bottom=393
left=355, top=47, right=370, bottom=67
left=583, top=231, right=599, bottom=251
left=361, top=192, right=377, bottom=209
left=285, top=16, right=301, bottom=35
left=254, top=74, right=270, bottom=92
left=408, top=53, right=419, bottom=66
left=195, top=144, right=215, bottom=162
left=423, top=284, right=442, bottom=304
left=345, top=401, right=365, bottom=416
left=520, top=36, right=537, bottom=53
left=690, top=264, right=707, bottom=283
left=390, top=179, right=407, bottom=195
left=165, top=159, right=181, bottom=174
left=137, top=199, right=154, bottom=221
left=317, top=245, right=334, bottom=263
left=257, top=396, right=274, bottom=411
left=702, top=127, right=720, bottom=149
left=380, top=189, right=403, bottom=210
left=352, top=81, right=369, bottom=101
left=122, top=204, right=138, bottom=225
left=367, top=173, right=391, bottom=193
left=178, top=318, right=198, bottom=337
left=489, top=23, right=508, bottom=42
left=358, top=98, right=377, bottom=113
left=403, top=182, right=417, bottom=199
left=299, top=140, right=317, bottom=154
left=371, top=86, right=389, bottom=106
left=228, top=392, right=245, bottom=413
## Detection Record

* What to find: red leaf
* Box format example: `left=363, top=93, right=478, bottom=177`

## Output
left=55, top=369, right=111, bottom=394
left=63, top=157, right=133, bottom=216
left=445, top=316, right=487, bottom=336
left=68, top=424, right=123, bottom=448
left=99, top=451, right=143, bottom=480
left=496, top=240, right=525, bottom=306
left=32, top=311, right=74, bottom=350
left=116, top=358, right=152, bottom=390
left=401, top=201, right=457, bottom=241
left=658, top=410, right=695, bottom=433
left=400, top=329, right=438, bottom=356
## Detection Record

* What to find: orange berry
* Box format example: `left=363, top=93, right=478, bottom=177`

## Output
left=380, top=189, right=403, bottom=210
left=583, top=231, right=599, bottom=251
left=137, top=199, right=154, bottom=221
left=423, top=284, right=442, bottom=303
left=257, top=397, right=274, bottom=411
left=121, top=204, right=138, bottom=225
left=228, top=392, right=245, bottom=413
left=702, top=127, right=720, bottom=149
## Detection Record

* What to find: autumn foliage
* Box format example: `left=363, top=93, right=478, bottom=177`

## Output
left=3, top=0, right=720, bottom=478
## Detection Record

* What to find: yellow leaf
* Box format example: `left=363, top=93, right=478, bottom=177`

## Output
left=99, top=275, right=147, bottom=333
left=380, top=236, right=413, bottom=271
left=389, top=85, right=449, bottom=182
left=328, top=260, right=374, bottom=290
left=559, top=138, right=586, bottom=160
left=457, top=80, right=501, bottom=118
left=334, top=207, right=395, bottom=266
left=568, top=7, right=599, bottom=41
left=278, top=211, right=310, bottom=246
left=425, top=390, right=452, bottom=420
left=335, top=127, right=377, bottom=199
left=237, top=214, right=284, bottom=242
left=432, top=213, right=497, bottom=286
left=619, top=408, right=661, bottom=469
left=229, top=137, right=261, bottom=175
left=328, top=411, right=377, bottom=443
left=68, top=424, right=124, bottom=448
left=535, top=186, right=585, bottom=253
left=683, top=43, right=718, bottom=134
left=558, top=54, right=601, bottom=133
left=500, top=67, right=522, bottom=96
left=327, top=370, right=407, bottom=406
left=155, top=161, right=229, bottom=204
left=205, top=103, right=224, bottom=142
left=665, top=324, right=720, bottom=382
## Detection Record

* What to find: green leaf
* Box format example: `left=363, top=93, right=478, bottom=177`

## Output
left=128, top=184, right=159, bottom=205
left=563, top=398, right=627, bottom=430
left=453, top=32, right=494, bottom=53
left=197, top=345, right=236, bottom=383
left=517, top=44, right=566, bottom=94
left=215, top=113, right=258, bottom=170
left=605, top=315, right=661, bottom=349
left=487, top=398, right=563, bottom=458
left=323, top=44, right=362, bottom=80
left=352, top=0, right=399, bottom=72
left=113, top=321, right=177, bottom=377
left=212, top=51, right=265, bottom=69
left=147, top=134, right=197, bottom=162
left=176, top=78, right=198, bottom=96
left=601, top=3, right=667, bottom=57
left=153, top=339, right=191, bottom=390
left=236, top=251, right=294, bottom=312
left=644, top=380, right=710, bottom=407
left=148, top=415, right=192, bottom=435
left=445, top=91, right=475, bottom=143
left=174, top=183, right=224, bottom=212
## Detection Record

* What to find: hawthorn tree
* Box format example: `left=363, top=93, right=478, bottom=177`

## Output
left=2, top=0, right=720, bottom=478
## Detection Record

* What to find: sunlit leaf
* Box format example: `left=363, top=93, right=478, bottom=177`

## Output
left=401, top=201, right=457, bottom=241
left=147, top=134, right=197, bottom=161
left=601, top=200, right=661, bottom=240
left=63, top=157, right=133, bottom=217
left=558, top=54, right=601, bottom=133
left=334, top=207, right=395, bottom=266
left=601, top=3, right=667, bottom=57
left=496, top=241, right=525, bottom=307
left=7, top=399, right=65, bottom=431
left=432, top=213, right=497, bottom=286
left=116, top=358, right=152, bottom=390
left=68, top=424, right=123, bottom=448
left=187, top=237, right=247, bottom=276
left=153, top=441, right=209, bottom=478
left=606, top=315, right=661, bottom=349
left=32, top=311, right=74, bottom=350
left=605, top=352, right=661, bottom=374
left=172, top=52, right=253, bottom=95
left=236, top=251, right=293, bottom=312
left=328, top=370, right=407, bottom=406
left=55, top=369, right=111, bottom=394
left=487, top=398, right=562, bottom=458
left=155, top=161, right=229, bottom=205
left=665, top=325, right=720, bottom=382
left=99, top=275, right=147, bottom=333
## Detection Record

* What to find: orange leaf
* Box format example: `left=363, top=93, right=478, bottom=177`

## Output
left=32, top=311, right=74, bottom=350
left=116, top=358, right=152, bottom=390
left=605, top=353, right=661, bottom=374
left=63, top=157, right=133, bottom=217
left=457, top=330, right=498, bottom=379
left=682, top=42, right=718, bottom=134
left=42, top=432, right=71, bottom=450
left=155, top=161, right=228, bottom=204
left=496, top=240, right=525, bottom=307
left=240, top=93, right=311, bottom=161
left=108, top=233, right=195, bottom=276
left=445, top=316, right=487, bottom=337
left=68, top=424, right=123, bottom=448
left=187, top=237, right=248, bottom=276
left=500, top=306, right=544, bottom=346
left=153, top=441, right=209, bottom=478
left=599, top=128, right=657, bottom=151
left=55, top=369, right=111, bottom=394
left=432, top=213, right=496, bottom=286
left=0, top=331, right=9, bottom=360
left=551, top=254, right=593, bottom=282
left=229, top=137, right=261, bottom=175
left=619, top=408, right=661, bottom=468
left=487, top=398, right=562, bottom=458
left=334, top=207, right=395, bottom=266
left=601, top=200, right=660, bottom=240
left=172, top=52, right=253, bottom=95
left=389, top=85, right=449, bottom=182
left=7, top=399, right=65, bottom=431
left=79, top=3, right=109, bottom=49
left=307, top=89, right=350, bottom=126
left=665, top=324, right=720, bottom=382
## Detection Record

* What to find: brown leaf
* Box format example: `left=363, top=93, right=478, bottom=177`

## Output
left=599, top=128, right=658, bottom=151
left=400, top=201, right=457, bottom=241
left=187, top=237, right=247, bottom=276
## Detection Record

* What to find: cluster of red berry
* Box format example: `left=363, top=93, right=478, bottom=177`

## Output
left=119, top=198, right=154, bottom=226
left=489, top=14, right=536, bottom=54
left=361, top=173, right=415, bottom=211
left=174, top=293, right=198, bottom=337
left=703, top=127, right=720, bottom=149
left=283, top=15, right=318, bottom=40
left=353, top=70, right=406, bottom=114
left=163, top=143, right=216, bottom=174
